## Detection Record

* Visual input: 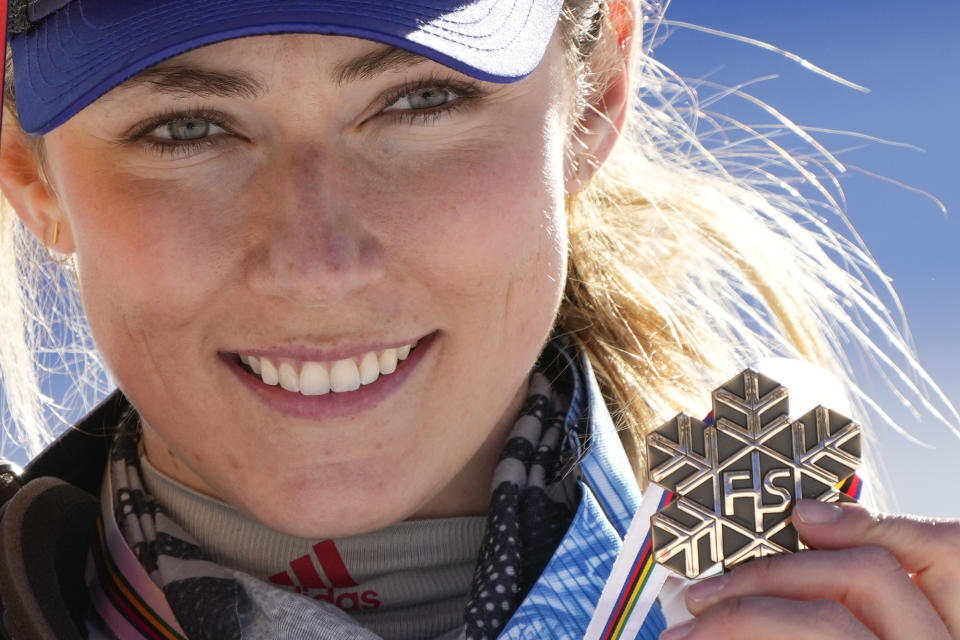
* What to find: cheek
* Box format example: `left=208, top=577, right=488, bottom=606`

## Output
left=443, top=137, right=566, bottom=330
left=47, top=150, right=254, bottom=380
left=351, top=119, right=569, bottom=321
left=71, top=180, right=237, bottom=278
left=49, top=129, right=257, bottom=276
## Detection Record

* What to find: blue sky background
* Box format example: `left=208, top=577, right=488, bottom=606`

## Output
left=1, top=1, right=957, bottom=517
left=655, top=0, right=960, bottom=516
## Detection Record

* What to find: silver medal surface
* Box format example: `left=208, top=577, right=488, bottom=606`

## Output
left=646, top=368, right=861, bottom=579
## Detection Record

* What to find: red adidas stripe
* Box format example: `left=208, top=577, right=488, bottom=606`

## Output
left=270, top=539, right=359, bottom=590
left=313, top=540, right=358, bottom=588
left=291, top=554, right=329, bottom=589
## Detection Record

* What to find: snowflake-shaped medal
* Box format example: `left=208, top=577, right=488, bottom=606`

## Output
left=645, top=368, right=861, bottom=579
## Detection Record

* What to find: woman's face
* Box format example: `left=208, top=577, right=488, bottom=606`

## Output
left=38, top=32, right=576, bottom=537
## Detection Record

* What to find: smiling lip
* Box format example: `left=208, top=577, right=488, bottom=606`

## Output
left=223, top=331, right=438, bottom=421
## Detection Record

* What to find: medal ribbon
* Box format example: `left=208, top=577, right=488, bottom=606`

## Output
left=585, top=484, right=672, bottom=640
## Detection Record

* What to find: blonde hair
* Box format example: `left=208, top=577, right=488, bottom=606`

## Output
left=556, top=0, right=958, bottom=490
left=1, top=2, right=956, bottom=501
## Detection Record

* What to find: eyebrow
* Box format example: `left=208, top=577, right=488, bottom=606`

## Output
left=115, top=65, right=266, bottom=99
left=332, top=44, right=433, bottom=86
left=112, top=43, right=433, bottom=99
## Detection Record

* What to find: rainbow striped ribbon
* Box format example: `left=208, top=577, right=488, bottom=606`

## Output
left=585, top=485, right=672, bottom=640
left=838, top=474, right=863, bottom=500
left=87, top=516, right=188, bottom=640
left=85, top=466, right=188, bottom=640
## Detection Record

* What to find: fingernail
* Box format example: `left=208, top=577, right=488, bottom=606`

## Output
left=660, top=620, right=696, bottom=640
left=685, top=574, right=728, bottom=603
left=795, top=499, right=842, bottom=524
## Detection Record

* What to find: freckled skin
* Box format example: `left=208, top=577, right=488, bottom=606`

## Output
left=40, top=33, right=574, bottom=538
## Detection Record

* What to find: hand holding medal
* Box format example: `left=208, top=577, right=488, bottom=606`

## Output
left=648, top=369, right=960, bottom=639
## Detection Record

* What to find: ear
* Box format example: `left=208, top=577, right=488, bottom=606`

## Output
left=0, top=111, right=75, bottom=252
left=564, top=1, right=635, bottom=195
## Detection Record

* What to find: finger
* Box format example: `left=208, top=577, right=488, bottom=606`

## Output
left=661, top=596, right=878, bottom=640
left=683, top=547, right=950, bottom=639
left=793, top=499, right=960, bottom=636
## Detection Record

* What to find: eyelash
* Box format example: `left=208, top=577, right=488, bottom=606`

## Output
left=377, top=76, right=485, bottom=125
left=127, top=108, right=233, bottom=158
left=127, top=75, right=487, bottom=157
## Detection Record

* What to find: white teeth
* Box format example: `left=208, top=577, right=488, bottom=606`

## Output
left=378, top=348, right=398, bottom=375
left=359, top=352, right=380, bottom=385
left=330, top=358, right=361, bottom=392
left=278, top=362, right=300, bottom=392
left=300, top=362, right=330, bottom=396
left=260, top=358, right=279, bottom=386
left=240, top=339, right=418, bottom=395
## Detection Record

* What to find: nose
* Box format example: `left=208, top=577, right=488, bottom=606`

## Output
left=244, top=146, right=384, bottom=306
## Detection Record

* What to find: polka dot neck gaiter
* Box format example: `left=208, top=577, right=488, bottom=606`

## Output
left=464, top=371, right=578, bottom=640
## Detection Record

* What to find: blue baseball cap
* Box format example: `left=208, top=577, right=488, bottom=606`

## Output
left=8, top=0, right=566, bottom=136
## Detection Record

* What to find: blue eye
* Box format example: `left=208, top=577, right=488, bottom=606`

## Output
left=125, top=109, right=236, bottom=158
left=378, top=77, right=487, bottom=124
left=165, top=117, right=212, bottom=140
left=151, top=117, right=227, bottom=142
left=384, top=86, right=458, bottom=112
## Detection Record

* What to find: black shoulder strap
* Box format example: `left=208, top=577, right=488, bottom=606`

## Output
left=0, top=477, right=99, bottom=640
left=0, top=391, right=130, bottom=639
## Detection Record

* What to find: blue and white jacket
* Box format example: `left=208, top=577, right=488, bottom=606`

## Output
left=498, top=347, right=685, bottom=640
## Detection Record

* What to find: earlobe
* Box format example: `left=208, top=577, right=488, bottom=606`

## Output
left=0, top=111, right=74, bottom=253
left=564, top=2, right=634, bottom=195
